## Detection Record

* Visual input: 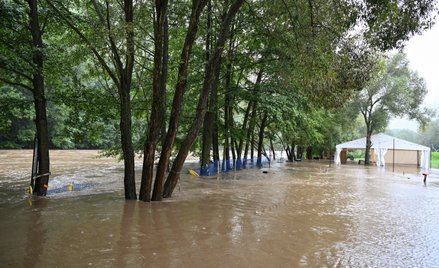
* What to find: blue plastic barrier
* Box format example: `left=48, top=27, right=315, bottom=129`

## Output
left=199, top=157, right=271, bottom=176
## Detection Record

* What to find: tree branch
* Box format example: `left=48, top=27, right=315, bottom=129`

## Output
left=90, top=0, right=106, bottom=24
left=105, top=0, right=123, bottom=74
left=45, top=0, right=120, bottom=87
left=0, top=77, right=33, bottom=92
left=0, top=63, right=33, bottom=82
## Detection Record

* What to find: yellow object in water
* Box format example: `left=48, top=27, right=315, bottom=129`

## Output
left=28, top=185, right=33, bottom=195
left=68, top=182, right=74, bottom=191
left=188, top=169, right=199, bottom=177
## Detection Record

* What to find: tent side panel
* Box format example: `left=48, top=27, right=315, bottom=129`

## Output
left=384, top=150, right=418, bottom=165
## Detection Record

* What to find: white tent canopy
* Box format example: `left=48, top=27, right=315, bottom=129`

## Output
left=334, top=133, right=430, bottom=170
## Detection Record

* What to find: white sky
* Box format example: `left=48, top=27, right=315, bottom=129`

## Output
left=388, top=22, right=439, bottom=131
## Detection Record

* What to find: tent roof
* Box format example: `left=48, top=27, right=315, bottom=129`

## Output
left=336, top=133, right=430, bottom=151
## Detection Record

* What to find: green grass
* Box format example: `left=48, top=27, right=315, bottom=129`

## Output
left=431, top=152, right=439, bottom=168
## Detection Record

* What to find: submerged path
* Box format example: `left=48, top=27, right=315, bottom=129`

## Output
left=0, top=150, right=438, bottom=267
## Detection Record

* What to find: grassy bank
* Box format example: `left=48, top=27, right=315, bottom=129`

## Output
left=432, top=152, right=439, bottom=168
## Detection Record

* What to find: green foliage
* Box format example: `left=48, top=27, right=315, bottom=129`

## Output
left=431, top=152, right=439, bottom=168
left=418, top=118, right=439, bottom=151
left=1, top=0, right=437, bottom=156
left=362, top=0, right=437, bottom=50
left=354, top=52, right=432, bottom=135
left=0, top=86, right=35, bottom=148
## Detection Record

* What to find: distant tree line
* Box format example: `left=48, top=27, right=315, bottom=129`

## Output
left=0, top=0, right=436, bottom=199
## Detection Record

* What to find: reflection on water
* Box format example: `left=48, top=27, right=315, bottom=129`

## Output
left=1, top=150, right=439, bottom=267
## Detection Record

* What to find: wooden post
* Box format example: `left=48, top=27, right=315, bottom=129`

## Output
left=329, top=137, right=332, bottom=167
left=30, top=136, right=38, bottom=194
left=393, top=139, right=395, bottom=173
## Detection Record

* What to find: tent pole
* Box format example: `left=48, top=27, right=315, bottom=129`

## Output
left=329, top=137, right=332, bottom=167
left=392, top=138, right=395, bottom=173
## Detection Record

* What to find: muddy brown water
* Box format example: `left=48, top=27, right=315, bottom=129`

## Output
left=1, top=150, right=439, bottom=267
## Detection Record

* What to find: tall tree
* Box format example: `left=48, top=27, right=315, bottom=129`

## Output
left=353, top=52, right=432, bottom=164
left=0, top=0, right=51, bottom=195
left=27, top=0, right=50, bottom=196
left=163, top=0, right=245, bottom=198
left=418, top=119, right=439, bottom=151
left=139, top=0, right=168, bottom=202
left=149, top=0, right=208, bottom=201
left=47, top=0, right=137, bottom=199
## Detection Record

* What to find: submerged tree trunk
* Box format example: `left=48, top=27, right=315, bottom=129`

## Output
left=242, top=68, right=263, bottom=167
left=211, top=66, right=221, bottom=163
left=236, top=100, right=252, bottom=163
left=28, top=0, right=50, bottom=196
left=270, top=138, right=276, bottom=160
left=223, top=24, right=237, bottom=171
left=151, top=0, right=208, bottom=200
left=297, top=146, right=304, bottom=160
left=163, top=0, right=244, bottom=198
left=256, top=111, right=268, bottom=167
left=118, top=0, right=137, bottom=200
left=139, top=0, right=168, bottom=202
left=285, top=145, right=293, bottom=162
left=151, top=13, right=170, bottom=201
left=47, top=0, right=137, bottom=199
left=120, top=78, right=136, bottom=199
left=363, top=108, right=373, bottom=165
left=244, top=100, right=257, bottom=166
left=223, top=66, right=232, bottom=170
left=306, top=145, right=313, bottom=160
left=365, top=129, right=372, bottom=165
left=285, top=141, right=295, bottom=162
left=201, top=0, right=213, bottom=174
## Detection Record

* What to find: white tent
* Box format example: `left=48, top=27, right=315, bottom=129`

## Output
left=334, top=133, right=430, bottom=170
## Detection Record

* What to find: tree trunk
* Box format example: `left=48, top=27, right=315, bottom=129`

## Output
left=119, top=0, right=137, bottom=200
left=231, top=134, right=236, bottom=169
left=139, top=0, right=168, bottom=202
left=223, top=67, right=232, bottom=171
left=306, top=145, right=313, bottom=160
left=270, top=138, right=276, bottom=160
left=365, top=129, right=372, bottom=165
left=223, top=22, right=237, bottom=171
left=201, top=0, right=213, bottom=175
left=151, top=0, right=207, bottom=200
left=163, top=0, right=244, bottom=198
left=151, top=12, right=170, bottom=201
left=119, top=78, right=136, bottom=199
left=289, top=141, right=296, bottom=161
left=236, top=100, right=252, bottom=163
left=244, top=100, right=257, bottom=166
left=28, top=0, right=50, bottom=196
left=211, top=66, right=221, bottom=163
left=160, top=17, right=169, bottom=147
left=256, top=112, right=268, bottom=167
left=297, top=146, right=304, bottom=160
left=201, top=110, right=213, bottom=174
left=285, top=145, right=293, bottom=162
left=242, top=68, right=263, bottom=167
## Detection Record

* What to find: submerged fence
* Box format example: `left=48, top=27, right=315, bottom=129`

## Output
left=199, top=156, right=275, bottom=176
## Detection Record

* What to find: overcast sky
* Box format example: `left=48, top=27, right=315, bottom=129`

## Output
left=388, top=22, right=439, bottom=131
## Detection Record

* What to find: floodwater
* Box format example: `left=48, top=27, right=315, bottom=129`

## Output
left=1, top=150, right=439, bottom=267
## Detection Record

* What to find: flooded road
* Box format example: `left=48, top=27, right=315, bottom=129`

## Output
left=1, top=150, right=439, bottom=267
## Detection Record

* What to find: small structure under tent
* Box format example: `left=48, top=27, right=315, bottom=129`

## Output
left=334, top=133, right=430, bottom=170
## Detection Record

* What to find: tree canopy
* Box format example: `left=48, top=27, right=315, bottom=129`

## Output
left=353, top=52, right=433, bottom=164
